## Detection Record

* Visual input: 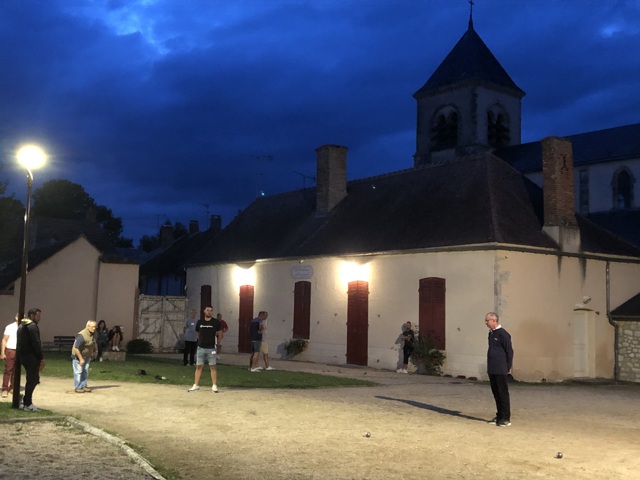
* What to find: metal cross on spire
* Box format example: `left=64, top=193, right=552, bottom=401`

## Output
left=469, top=0, right=475, bottom=28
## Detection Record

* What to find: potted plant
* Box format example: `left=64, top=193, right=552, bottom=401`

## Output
left=410, top=335, right=446, bottom=375
left=284, top=338, right=308, bottom=357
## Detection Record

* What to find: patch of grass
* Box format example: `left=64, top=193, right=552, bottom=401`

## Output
left=0, top=401, right=59, bottom=420
left=36, top=352, right=376, bottom=389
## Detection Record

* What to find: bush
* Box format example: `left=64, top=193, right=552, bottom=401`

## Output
left=284, top=338, right=308, bottom=357
left=410, top=335, right=446, bottom=376
left=126, top=338, right=154, bottom=354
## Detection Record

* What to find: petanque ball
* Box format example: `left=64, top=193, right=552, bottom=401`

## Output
left=365, top=432, right=371, bottom=438
left=556, top=452, right=563, bottom=459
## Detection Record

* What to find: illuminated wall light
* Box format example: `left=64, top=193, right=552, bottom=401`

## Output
left=339, top=260, right=371, bottom=286
left=232, top=265, right=256, bottom=289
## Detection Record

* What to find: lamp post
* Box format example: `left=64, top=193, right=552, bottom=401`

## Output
left=12, top=144, right=46, bottom=409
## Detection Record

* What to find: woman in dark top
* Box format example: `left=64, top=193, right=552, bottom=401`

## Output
left=108, top=325, right=123, bottom=352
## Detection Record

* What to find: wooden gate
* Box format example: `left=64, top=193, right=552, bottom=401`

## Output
left=137, top=295, right=188, bottom=352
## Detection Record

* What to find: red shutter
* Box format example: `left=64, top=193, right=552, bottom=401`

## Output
left=238, top=285, right=254, bottom=353
left=293, top=281, right=311, bottom=339
left=418, top=277, right=446, bottom=350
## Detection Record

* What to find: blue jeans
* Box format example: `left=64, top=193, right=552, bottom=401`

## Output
left=72, top=357, right=91, bottom=390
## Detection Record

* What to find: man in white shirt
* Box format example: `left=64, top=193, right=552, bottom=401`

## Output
left=1, top=315, right=18, bottom=398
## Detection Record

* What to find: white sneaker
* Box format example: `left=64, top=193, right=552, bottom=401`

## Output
left=211, top=385, right=218, bottom=393
left=187, top=384, right=200, bottom=392
left=114, top=346, right=120, bottom=352
left=21, top=403, right=39, bottom=412
left=265, top=367, right=275, bottom=371
left=396, top=369, right=404, bottom=373
left=250, top=368, right=260, bottom=372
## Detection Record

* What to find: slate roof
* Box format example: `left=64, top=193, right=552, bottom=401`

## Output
left=586, top=210, right=640, bottom=249
left=189, top=153, right=640, bottom=266
left=414, top=20, right=525, bottom=97
left=610, top=292, right=640, bottom=319
left=0, top=217, right=139, bottom=290
left=140, top=228, right=217, bottom=276
left=495, top=123, right=640, bottom=173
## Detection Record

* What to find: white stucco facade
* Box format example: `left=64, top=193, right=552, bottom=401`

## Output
left=187, top=246, right=640, bottom=382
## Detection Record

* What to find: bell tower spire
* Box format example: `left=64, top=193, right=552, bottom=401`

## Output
left=413, top=12, right=525, bottom=166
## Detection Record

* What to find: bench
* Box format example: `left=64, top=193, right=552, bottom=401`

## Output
left=42, top=335, right=76, bottom=352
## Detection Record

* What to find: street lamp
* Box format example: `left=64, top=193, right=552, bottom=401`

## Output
left=12, top=144, right=47, bottom=409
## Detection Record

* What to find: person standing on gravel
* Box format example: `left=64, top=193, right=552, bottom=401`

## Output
left=183, top=309, right=198, bottom=366
left=188, top=306, right=222, bottom=393
left=1, top=314, right=18, bottom=398
left=71, top=320, right=97, bottom=393
left=485, top=312, right=514, bottom=427
left=16, top=308, right=45, bottom=411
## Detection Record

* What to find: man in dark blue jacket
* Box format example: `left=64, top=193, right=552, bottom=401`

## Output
left=17, top=308, right=45, bottom=411
left=485, top=312, right=514, bottom=427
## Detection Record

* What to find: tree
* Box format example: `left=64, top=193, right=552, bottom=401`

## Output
left=31, top=179, right=132, bottom=245
left=0, top=195, right=25, bottom=262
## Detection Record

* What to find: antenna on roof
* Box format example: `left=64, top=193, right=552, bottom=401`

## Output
left=468, top=0, right=475, bottom=29
left=293, top=171, right=316, bottom=189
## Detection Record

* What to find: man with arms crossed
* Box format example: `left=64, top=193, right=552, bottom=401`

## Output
left=188, top=306, right=222, bottom=393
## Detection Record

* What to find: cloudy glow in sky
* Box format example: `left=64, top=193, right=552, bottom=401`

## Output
left=1, top=0, right=639, bottom=242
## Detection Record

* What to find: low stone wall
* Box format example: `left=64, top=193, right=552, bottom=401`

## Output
left=618, top=320, right=640, bottom=383
left=101, top=351, right=126, bottom=362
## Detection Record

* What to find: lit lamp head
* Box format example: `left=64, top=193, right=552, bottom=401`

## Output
left=17, top=144, right=47, bottom=176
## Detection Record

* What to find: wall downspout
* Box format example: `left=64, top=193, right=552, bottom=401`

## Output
left=605, top=261, right=619, bottom=381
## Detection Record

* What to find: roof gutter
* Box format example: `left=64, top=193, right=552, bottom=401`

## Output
left=606, top=261, right=619, bottom=381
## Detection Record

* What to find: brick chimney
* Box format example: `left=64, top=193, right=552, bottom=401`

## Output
left=541, top=136, right=580, bottom=252
left=189, top=220, right=199, bottom=235
left=316, top=145, right=347, bottom=217
left=159, top=224, right=174, bottom=249
left=209, top=214, right=221, bottom=234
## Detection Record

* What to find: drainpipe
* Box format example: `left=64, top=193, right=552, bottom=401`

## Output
left=605, top=261, right=619, bottom=381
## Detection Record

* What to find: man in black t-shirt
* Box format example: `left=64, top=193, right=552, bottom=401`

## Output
left=187, top=306, right=222, bottom=393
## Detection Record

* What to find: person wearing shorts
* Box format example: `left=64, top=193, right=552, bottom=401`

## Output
left=258, top=313, right=275, bottom=371
left=249, top=311, right=267, bottom=372
left=187, top=306, right=222, bottom=393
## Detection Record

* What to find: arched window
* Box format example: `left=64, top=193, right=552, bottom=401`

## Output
left=611, top=168, right=635, bottom=210
left=430, top=107, right=458, bottom=150
left=487, top=107, right=510, bottom=147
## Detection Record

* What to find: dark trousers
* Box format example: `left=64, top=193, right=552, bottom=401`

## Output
left=402, top=347, right=413, bottom=365
left=489, top=373, right=510, bottom=421
left=183, top=341, right=197, bottom=365
left=21, top=357, right=40, bottom=407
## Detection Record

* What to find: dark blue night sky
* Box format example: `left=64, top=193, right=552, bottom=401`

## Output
left=1, top=0, right=639, bottom=242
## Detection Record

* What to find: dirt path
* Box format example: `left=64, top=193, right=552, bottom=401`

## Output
left=3, top=356, right=640, bottom=479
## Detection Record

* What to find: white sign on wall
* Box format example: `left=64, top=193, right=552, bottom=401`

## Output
left=291, top=264, right=314, bottom=279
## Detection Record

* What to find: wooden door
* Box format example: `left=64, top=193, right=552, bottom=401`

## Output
left=346, top=280, right=369, bottom=366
